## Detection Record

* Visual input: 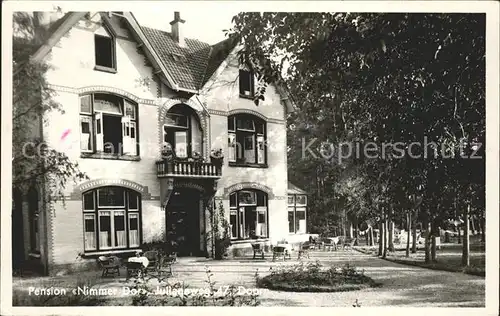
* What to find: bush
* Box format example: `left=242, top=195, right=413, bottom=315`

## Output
left=130, top=266, right=260, bottom=306
left=257, top=261, right=381, bottom=292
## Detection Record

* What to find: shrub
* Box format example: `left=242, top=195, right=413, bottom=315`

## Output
left=258, top=262, right=380, bottom=292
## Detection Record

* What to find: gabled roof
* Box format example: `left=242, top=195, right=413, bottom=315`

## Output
left=288, top=182, right=307, bottom=195
left=30, top=11, right=293, bottom=108
left=141, top=27, right=212, bottom=91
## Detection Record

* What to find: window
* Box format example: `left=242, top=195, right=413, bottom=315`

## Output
left=82, top=187, right=141, bottom=252
left=288, top=194, right=308, bottom=234
left=162, top=104, right=202, bottom=159
left=79, top=94, right=138, bottom=156
left=229, top=190, right=268, bottom=240
left=228, top=115, right=266, bottom=166
left=94, top=25, right=116, bottom=70
left=239, top=69, right=254, bottom=98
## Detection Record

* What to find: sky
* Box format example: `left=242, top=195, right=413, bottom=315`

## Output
left=134, top=10, right=239, bottom=45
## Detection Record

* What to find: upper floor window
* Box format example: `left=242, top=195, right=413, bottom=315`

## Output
left=228, top=114, right=266, bottom=167
left=162, top=104, right=202, bottom=159
left=94, top=25, right=116, bottom=72
left=82, top=186, right=141, bottom=252
left=80, top=93, right=138, bottom=156
left=239, top=67, right=254, bottom=98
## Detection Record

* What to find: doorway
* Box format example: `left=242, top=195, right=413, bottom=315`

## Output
left=166, top=188, right=201, bottom=256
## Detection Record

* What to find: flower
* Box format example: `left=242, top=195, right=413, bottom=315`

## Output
left=210, top=148, right=224, bottom=159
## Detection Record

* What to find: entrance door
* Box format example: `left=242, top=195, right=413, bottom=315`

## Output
left=166, top=188, right=201, bottom=256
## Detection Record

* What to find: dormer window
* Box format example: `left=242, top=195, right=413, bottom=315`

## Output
left=94, top=24, right=116, bottom=72
left=239, top=68, right=254, bottom=98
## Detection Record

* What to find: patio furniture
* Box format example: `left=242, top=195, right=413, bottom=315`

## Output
left=97, top=255, right=120, bottom=277
left=272, top=246, right=287, bottom=261
left=157, top=254, right=175, bottom=278
left=143, top=251, right=159, bottom=273
left=126, top=261, right=145, bottom=280
left=322, top=238, right=335, bottom=251
left=251, top=243, right=265, bottom=259
left=343, top=238, right=357, bottom=251
left=297, top=242, right=310, bottom=260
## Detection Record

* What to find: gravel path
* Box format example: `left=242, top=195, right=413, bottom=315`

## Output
left=162, top=249, right=485, bottom=307
left=13, top=249, right=485, bottom=307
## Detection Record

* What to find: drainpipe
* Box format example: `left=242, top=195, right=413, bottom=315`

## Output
left=39, top=97, right=50, bottom=276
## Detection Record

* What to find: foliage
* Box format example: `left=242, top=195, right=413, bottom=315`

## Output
left=12, top=12, right=88, bottom=211
left=257, top=261, right=380, bottom=292
left=129, top=266, right=260, bottom=306
left=230, top=13, right=485, bottom=264
left=209, top=201, right=232, bottom=259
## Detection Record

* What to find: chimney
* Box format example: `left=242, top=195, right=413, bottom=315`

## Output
left=170, top=11, right=186, bottom=47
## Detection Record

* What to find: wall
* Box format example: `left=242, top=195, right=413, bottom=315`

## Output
left=41, top=13, right=165, bottom=269
left=204, top=52, right=290, bottom=243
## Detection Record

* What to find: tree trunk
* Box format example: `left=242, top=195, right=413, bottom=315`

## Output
left=424, top=217, right=431, bottom=263
left=431, top=221, right=437, bottom=262
left=388, top=220, right=395, bottom=252
left=378, top=207, right=384, bottom=256
left=470, top=217, right=476, bottom=235
left=462, top=204, right=470, bottom=267
left=369, top=226, right=374, bottom=246
left=382, top=213, right=388, bottom=259
left=457, top=224, right=462, bottom=244
left=411, top=217, right=417, bottom=253
left=406, top=212, right=411, bottom=257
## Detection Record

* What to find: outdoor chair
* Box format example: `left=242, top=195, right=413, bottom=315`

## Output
left=126, top=261, right=145, bottom=280
left=272, top=246, right=288, bottom=261
left=297, top=243, right=310, bottom=260
left=97, top=255, right=120, bottom=277
left=143, top=251, right=159, bottom=273
left=157, top=255, right=175, bottom=278
left=322, top=238, right=335, bottom=251
left=251, top=243, right=265, bottom=259
left=343, top=238, right=357, bottom=251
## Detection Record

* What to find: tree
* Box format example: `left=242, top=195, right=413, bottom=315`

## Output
left=13, top=11, right=88, bottom=213
left=230, top=13, right=485, bottom=264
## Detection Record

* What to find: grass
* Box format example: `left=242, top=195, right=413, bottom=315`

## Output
left=356, top=236, right=485, bottom=277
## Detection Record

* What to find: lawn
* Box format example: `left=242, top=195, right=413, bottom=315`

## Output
left=356, top=235, right=485, bottom=276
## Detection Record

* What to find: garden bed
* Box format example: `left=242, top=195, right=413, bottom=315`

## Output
left=257, top=261, right=381, bottom=292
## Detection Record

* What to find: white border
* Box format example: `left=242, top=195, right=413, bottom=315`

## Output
left=2, top=1, right=499, bottom=316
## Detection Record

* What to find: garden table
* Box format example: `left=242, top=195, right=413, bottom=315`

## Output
left=128, top=256, right=149, bottom=268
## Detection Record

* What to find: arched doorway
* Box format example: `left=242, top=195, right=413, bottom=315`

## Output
left=12, top=188, right=24, bottom=270
left=166, top=187, right=202, bottom=256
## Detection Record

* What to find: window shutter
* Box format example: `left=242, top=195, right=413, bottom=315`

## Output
left=80, top=95, right=92, bottom=114
left=95, top=112, right=104, bottom=151
left=228, top=133, right=236, bottom=162
left=121, top=116, right=131, bottom=154
left=257, top=135, right=265, bottom=164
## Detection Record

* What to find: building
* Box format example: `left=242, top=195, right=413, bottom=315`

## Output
left=12, top=11, right=308, bottom=275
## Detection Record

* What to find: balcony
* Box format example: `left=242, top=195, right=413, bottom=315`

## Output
left=156, top=159, right=222, bottom=178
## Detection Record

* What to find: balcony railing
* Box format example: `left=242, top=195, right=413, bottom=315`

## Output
left=156, top=159, right=222, bottom=178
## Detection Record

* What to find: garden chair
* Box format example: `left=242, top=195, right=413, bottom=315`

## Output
left=251, top=243, right=265, bottom=259
left=272, top=246, right=287, bottom=261
left=343, top=238, right=357, bottom=251
left=322, top=238, right=334, bottom=251
left=97, top=256, right=120, bottom=277
left=157, top=255, right=175, bottom=278
left=126, top=261, right=145, bottom=280
left=297, top=243, right=310, bottom=260
left=143, top=250, right=159, bottom=274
